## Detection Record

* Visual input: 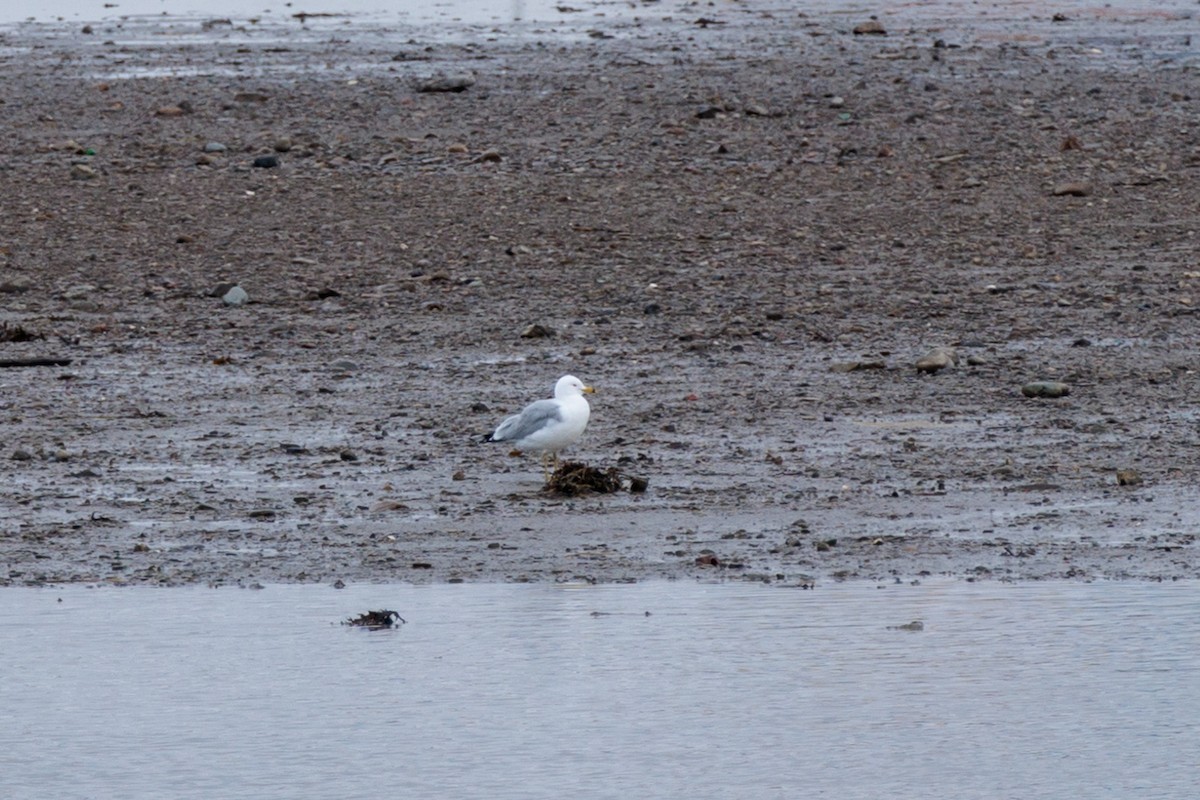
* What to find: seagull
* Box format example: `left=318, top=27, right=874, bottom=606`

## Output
left=484, top=375, right=595, bottom=479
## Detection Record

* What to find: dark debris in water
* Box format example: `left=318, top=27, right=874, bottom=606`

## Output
left=344, top=609, right=405, bottom=629
left=546, top=460, right=648, bottom=496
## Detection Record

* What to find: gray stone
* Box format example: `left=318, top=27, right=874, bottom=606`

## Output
left=1021, top=381, right=1070, bottom=398
left=417, top=73, right=476, bottom=93
left=222, top=285, right=249, bottom=306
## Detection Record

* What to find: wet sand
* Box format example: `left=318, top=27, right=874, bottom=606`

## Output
left=2, top=0, right=1198, bottom=586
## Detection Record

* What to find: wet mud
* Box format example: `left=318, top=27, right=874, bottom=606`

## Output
left=1, top=1, right=1198, bottom=587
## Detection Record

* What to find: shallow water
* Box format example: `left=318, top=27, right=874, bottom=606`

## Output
left=2, top=580, right=1197, bottom=798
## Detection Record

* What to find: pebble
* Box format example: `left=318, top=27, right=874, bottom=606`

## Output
left=829, top=96, right=846, bottom=108
left=222, top=285, right=249, bottom=306
left=330, top=359, right=358, bottom=372
left=63, top=284, right=97, bottom=301
left=253, top=155, right=280, bottom=169
left=70, top=163, right=98, bottom=180
left=11, top=450, right=33, bottom=461
left=1116, top=469, right=1143, bottom=486
left=520, top=323, right=555, bottom=338
left=915, top=346, right=957, bottom=373
left=0, top=276, right=32, bottom=294
left=273, top=137, right=293, bottom=153
left=417, top=73, right=475, bottom=93
left=1052, top=181, right=1091, bottom=197
left=1021, top=381, right=1070, bottom=398
left=853, top=20, right=887, bottom=35
left=203, top=142, right=227, bottom=153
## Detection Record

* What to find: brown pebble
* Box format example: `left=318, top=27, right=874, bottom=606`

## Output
left=915, top=346, right=957, bottom=374
left=1116, top=469, right=1142, bottom=487
left=520, top=323, right=555, bottom=339
left=853, top=20, right=887, bottom=35
left=1052, top=181, right=1091, bottom=197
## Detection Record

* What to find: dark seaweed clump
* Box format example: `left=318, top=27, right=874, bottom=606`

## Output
left=344, top=610, right=405, bottom=629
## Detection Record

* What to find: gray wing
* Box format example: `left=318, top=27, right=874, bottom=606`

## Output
left=490, top=399, right=563, bottom=443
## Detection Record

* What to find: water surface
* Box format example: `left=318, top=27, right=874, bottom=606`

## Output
left=2, top=580, right=1197, bottom=798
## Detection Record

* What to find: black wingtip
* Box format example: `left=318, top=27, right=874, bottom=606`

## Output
left=482, top=432, right=496, bottom=443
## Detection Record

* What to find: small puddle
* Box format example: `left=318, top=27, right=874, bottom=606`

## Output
left=3, top=580, right=1197, bottom=797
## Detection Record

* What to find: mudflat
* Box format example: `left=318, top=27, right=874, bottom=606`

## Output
left=2, top=1, right=1197, bottom=587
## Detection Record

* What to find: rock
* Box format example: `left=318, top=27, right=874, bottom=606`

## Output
left=915, top=346, right=957, bottom=373
left=209, top=281, right=237, bottom=298
left=520, top=323, right=555, bottom=338
left=475, top=149, right=503, bottom=163
left=63, top=284, right=97, bottom=301
left=1052, top=181, right=1091, bottom=197
left=0, top=276, right=32, bottom=294
left=447, top=142, right=469, bottom=154
left=853, top=20, right=887, bottom=35
left=330, top=359, right=358, bottom=372
left=417, top=73, right=475, bottom=93
left=1116, top=469, right=1143, bottom=487
left=829, top=96, right=846, bottom=108
left=222, top=285, right=249, bottom=306
left=744, top=102, right=771, bottom=117
left=273, top=137, right=293, bottom=153
left=1021, top=381, right=1070, bottom=398
left=253, top=155, right=279, bottom=169
left=203, top=142, right=227, bottom=153
left=233, top=91, right=270, bottom=103
left=11, top=450, right=33, bottom=461
left=70, top=163, right=98, bottom=180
